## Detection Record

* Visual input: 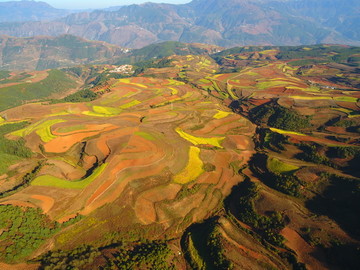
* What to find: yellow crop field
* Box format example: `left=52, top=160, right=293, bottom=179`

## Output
left=288, top=95, right=332, bottom=100
left=167, top=79, right=185, bottom=86
left=334, top=96, right=358, bottom=103
left=117, top=78, right=147, bottom=88
left=82, top=111, right=114, bottom=117
left=0, top=120, right=27, bottom=127
left=213, top=110, right=232, bottom=119
left=119, top=100, right=141, bottom=109
left=31, top=163, right=107, bottom=189
left=176, top=127, right=225, bottom=148
left=93, top=105, right=122, bottom=115
left=169, top=87, right=178, bottom=95
left=12, top=119, right=65, bottom=142
left=174, top=146, right=204, bottom=184
left=270, top=128, right=305, bottom=136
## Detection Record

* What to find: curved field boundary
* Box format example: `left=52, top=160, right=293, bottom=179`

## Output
left=31, top=195, right=55, bottom=213
left=176, top=127, right=225, bottom=148
left=174, top=146, right=204, bottom=184
left=31, top=163, right=107, bottom=189
left=93, top=105, right=122, bottom=115
left=11, top=119, right=65, bottom=142
left=45, top=125, right=118, bottom=153
left=213, top=110, right=233, bottom=119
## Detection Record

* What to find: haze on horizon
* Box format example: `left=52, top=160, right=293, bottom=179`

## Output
left=0, top=0, right=190, bottom=9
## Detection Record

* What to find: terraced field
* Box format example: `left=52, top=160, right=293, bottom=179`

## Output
left=0, top=45, right=359, bottom=269
left=0, top=76, right=255, bottom=230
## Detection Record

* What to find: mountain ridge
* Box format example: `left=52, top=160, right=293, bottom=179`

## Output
left=0, top=0, right=358, bottom=48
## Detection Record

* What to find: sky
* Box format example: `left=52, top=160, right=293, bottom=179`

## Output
left=0, top=0, right=191, bottom=9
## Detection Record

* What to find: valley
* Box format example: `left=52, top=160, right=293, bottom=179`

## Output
left=0, top=43, right=359, bottom=269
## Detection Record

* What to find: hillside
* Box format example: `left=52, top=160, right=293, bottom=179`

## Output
left=0, top=0, right=358, bottom=48
left=0, top=35, right=129, bottom=70
left=0, top=44, right=359, bottom=269
left=0, top=1, right=72, bottom=22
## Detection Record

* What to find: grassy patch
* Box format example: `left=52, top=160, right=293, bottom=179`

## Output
left=134, top=131, right=156, bottom=141
left=0, top=154, right=21, bottom=175
left=176, top=127, right=225, bottom=148
left=31, top=163, right=107, bottom=189
left=174, top=146, right=204, bottom=184
left=56, top=125, right=86, bottom=134
left=267, top=157, right=299, bottom=174
left=0, top=69, right=77, bottom=111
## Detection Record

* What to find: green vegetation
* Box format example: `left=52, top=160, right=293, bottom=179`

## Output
left=0, top=205, right=59, bottom=263
left=0, top=69, right=77, bottom=111
left=226, top=179, right=286, bottom=246
left=105, top=241, right=174, bottom=270
left=134, top=131, right=156, bottom=141
left=182, top=219, right=233, bottom=270
left=260, top=129, right=289, bottom=152
left=0, top=122, right=32, bottom=174
left=307, top=174, right=360, bottom=239
left=12, top=119, right=65, bottom=142
left=296, top=143, right=335, bottom=168
left=267, top=157, right=299, bottom=174
left=38, top=245, right=101, bottom=270
left=249, top=103, right=311, bottom=131
left=31, top=163, right=107, bottom=189
left=56, top=124, right=86, bottom=134
left=328, top=146, right=360, bottom=159
left=51, top=89, right=98, bottom=104
left=268, top=172, right=302, bottom=197
left=0, top=71, right=10, bottom=80
left=250, top=154, right=302, bottom=197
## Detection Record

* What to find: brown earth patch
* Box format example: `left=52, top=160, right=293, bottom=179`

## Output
left=31, top=195, right=54, bottom=214
left=281, top=227, right=327, bottom=270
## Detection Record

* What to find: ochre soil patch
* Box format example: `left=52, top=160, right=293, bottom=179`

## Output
left=44, top=125, right=118, bottom=153
left=0, top=200, right=36, bottom=208
left=0, top=263, right=39, bottom=270
left=281, top=227, right=328, bottom=270
left=31, top=194, right=55, bottom=214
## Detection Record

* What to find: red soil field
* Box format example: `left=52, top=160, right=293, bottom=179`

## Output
left=31, top=195, right=55, bottom=214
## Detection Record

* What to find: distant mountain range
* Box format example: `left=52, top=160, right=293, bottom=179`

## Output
left=0, top=0, right=358, bottom=48
left=0, top=35, right=128, bottom=70
left=0, top=35, right=224, bottom=70
left=0, top=1, right=73, bottom=22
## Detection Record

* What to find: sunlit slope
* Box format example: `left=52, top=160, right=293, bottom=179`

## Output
left=0, top=76, right=255, bottom=237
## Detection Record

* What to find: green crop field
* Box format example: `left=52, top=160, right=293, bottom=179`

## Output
left=12, top=119, right=65, bottom=142
left=31, top=163, right=107, bottom=189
